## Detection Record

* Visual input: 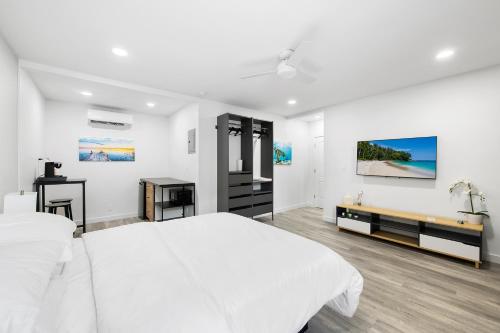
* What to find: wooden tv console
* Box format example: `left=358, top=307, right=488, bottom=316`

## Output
left=336, top=204, right=484, bottom=268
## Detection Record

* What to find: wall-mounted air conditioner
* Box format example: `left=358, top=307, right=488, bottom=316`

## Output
left=87, top=109, right=133, bottom=127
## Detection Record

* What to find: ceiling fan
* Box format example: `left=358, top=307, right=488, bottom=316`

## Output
left=240, top=40, right=318, bottom=83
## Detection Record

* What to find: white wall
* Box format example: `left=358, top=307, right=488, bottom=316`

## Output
left=308, top=120, right=324, bottom=139
left=273, top=119, right=309, bottom=212
left=18, top=68, right=45, bottom=191
left=167, top=103, right=199, bottom=182
left=198, top=100, right=310, bottom=214
left=0, top=34, right=19, bottom=212
left=43, top=101, right=169, bottom=222
left=167, top=103, right=199, bottom=215
left=323, top=66, right=500, bottom=263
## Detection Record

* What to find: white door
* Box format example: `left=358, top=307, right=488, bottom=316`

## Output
left=312, top=137, right=324, bottom=208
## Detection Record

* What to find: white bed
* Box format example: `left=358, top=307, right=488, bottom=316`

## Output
left=34, top=238, right=96, bottom=333
left=3, top=212, right=363, bottom=333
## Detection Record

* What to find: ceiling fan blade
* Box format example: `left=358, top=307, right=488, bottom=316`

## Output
left=298, top=58, right=322, bottom=74
left=240, top=71, right=275, bottom=80
left=288, top=24, right=317, bottom=66
left=290, top=24, right=318, bottom=51
left=296, top=70, right=317, bottom=84
left=288, top=41, right=313, bottom=67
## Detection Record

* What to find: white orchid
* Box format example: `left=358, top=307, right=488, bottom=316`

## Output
left=449, top=179, right=472, bottom=194
left=449, top=178, right=489, bottom=217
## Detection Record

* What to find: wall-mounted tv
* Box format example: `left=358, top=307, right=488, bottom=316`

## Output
left=356, top=136, right=437, bottom=179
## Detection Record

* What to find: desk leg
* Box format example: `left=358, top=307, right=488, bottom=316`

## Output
left=161, top=186, right=164, bottom=222
left=36, top=185, right=40, bottom=212
left=182, top=185, right=185, bottom=218
left=82, top=183, right=86, bottom=233
left=193, top=185, right=196, bottom=216
left=41, top=185, right=46, bottom=213
left=142, top=181, right=146, bottom=220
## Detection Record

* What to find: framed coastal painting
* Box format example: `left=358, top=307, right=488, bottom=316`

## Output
left=273, top=142, right=292, bottom=165
left=356, top=136, right=437, bottom=179
left=79, top=137, right=135, bottom=162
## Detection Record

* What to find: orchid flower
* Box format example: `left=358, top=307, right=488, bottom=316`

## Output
left=449, top=179, right=489, bottom=217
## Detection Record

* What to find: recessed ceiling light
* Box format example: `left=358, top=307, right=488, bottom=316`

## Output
left=435, top=48, right=455, bottom=61
left=288, top=99, right=297, bottom=105
left=315, top=115, right=321, bottom=119
left=112, top=47, right=128, bottom=57
left=146, top=102, right=156, bottom=108
left=80, top=91, right=93, bottom=96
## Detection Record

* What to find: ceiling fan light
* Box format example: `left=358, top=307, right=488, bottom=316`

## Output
left=277, top=61, right=297, bottom=79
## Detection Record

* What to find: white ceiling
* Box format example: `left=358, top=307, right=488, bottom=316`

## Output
left=2, top=0, right=500, bottom=116
left=22, top=62, right=192, bottom=116
left=293, top=112, right=324, bottom=123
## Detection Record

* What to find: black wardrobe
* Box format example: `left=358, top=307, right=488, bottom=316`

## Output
left=217, top=113, right=274, bottom=219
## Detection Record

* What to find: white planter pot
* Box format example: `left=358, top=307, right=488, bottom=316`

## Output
left=467, top=214, right=483, bottom=225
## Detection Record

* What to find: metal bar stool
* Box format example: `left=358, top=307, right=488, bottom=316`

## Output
left=46, top=198, right=73, bottom=220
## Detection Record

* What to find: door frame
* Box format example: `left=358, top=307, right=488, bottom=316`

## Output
left=312, top=136, right=324, bottom=208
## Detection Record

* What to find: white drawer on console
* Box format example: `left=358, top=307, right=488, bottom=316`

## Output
left=419, top=234, right=479, bottom=262
left=338, top=217, right=371, bottom=235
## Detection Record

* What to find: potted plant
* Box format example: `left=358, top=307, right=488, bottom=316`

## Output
left=449, top=179, right=489, bottom=225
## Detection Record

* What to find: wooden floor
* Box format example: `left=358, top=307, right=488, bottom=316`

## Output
left=84, top=207, right=500, bottom=332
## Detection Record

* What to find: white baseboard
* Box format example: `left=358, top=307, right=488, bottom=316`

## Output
left=486, top=252, right=500, bottom=264
left=274, top=202, right=307, bottom=214
left=80, top=204, right=306, bottom=224
left=75, top=212, right=139, bottom=224
left=323, top=215, right=335, bottom=223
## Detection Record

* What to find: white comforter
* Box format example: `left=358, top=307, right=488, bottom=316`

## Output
left=81, top=213, right=363, bottom=333
left=35, top=239, right=96, bottom=333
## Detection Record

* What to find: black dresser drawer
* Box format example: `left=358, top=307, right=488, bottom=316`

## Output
left=252, top=204, right=273, bottom=216
left=229, top=206, right=253, bottom=217
left=229, top=185, right=253, bottom=197
left=253, top=193, right=272, bottom=205
left=229, top=196, right=252, bottom=209
left=229, top=173, right=253, bottom=185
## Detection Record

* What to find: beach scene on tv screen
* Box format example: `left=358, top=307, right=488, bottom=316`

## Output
left=357, top=136, right=437, bottom=179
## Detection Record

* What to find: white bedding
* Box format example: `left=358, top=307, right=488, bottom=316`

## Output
left=80, top=212, right=363, bottom=333
left=0, top=241, right=63, bottom=333
left=34, top=239, right=97, bottom=333
left=0, top=212, right=76, bottom=262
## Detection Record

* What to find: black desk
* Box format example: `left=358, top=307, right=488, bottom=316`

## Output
left=140, top=177, right=195, bottom=222
left=34, top=178, right=87, bottom=233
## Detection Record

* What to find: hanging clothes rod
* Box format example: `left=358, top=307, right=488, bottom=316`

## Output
left=214, top=124, right=245, bottom=136
left=252, top=129, right=268, bottom=139
left=229, top=126, right=242, bottom=136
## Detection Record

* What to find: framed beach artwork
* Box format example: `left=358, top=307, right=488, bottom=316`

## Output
left=356, top=136, right=437, bottom=179
left=79, top=137, right=135, bottom=162
left=273, top=142, right=292, bottom=165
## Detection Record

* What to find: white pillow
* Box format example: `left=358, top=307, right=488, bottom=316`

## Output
left=0, top=213, right=76, bottom=262
left=0, top=241, right=63, bottom=333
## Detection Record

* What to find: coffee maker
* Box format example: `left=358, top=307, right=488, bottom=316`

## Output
left=43, top=161, right=66, bottom=181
